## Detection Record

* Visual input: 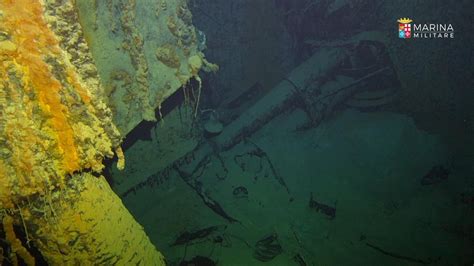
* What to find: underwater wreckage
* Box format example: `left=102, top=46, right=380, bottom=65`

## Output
left=116, top=33, right=402, bottom=256
left=0, top=0, right=412, bottom=264
left=0, top=0, right=215, bottom=264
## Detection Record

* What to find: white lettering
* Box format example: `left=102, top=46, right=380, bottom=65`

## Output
left=403, top=21, right=455, bottom=39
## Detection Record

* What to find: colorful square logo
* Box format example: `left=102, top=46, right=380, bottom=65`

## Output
left=397, top=18, right=413, bottom=39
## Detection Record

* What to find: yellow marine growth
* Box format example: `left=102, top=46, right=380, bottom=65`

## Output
left=3, top=215, right=35, bottom=265
left=29, top=172, right=165, bottom=265
left=75, top=0, right=218, bottom=134
left=0, top=0, right=119, bottom=205
left=0, top=0, right=164, bottom=264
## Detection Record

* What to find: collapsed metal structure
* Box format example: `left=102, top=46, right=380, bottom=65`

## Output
left=122, top=35, right=401, bottom=224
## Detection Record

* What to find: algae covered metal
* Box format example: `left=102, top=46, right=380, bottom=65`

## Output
left=0, top=0, right=213, bottom=264
left=75, top=0, right=217, bottom=134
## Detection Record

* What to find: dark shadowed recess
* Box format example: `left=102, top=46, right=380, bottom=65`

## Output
left=102, top=78, right=201, bottom=185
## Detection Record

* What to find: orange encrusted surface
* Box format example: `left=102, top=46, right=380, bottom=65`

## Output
left=0, top=0, right=120, bottom=207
